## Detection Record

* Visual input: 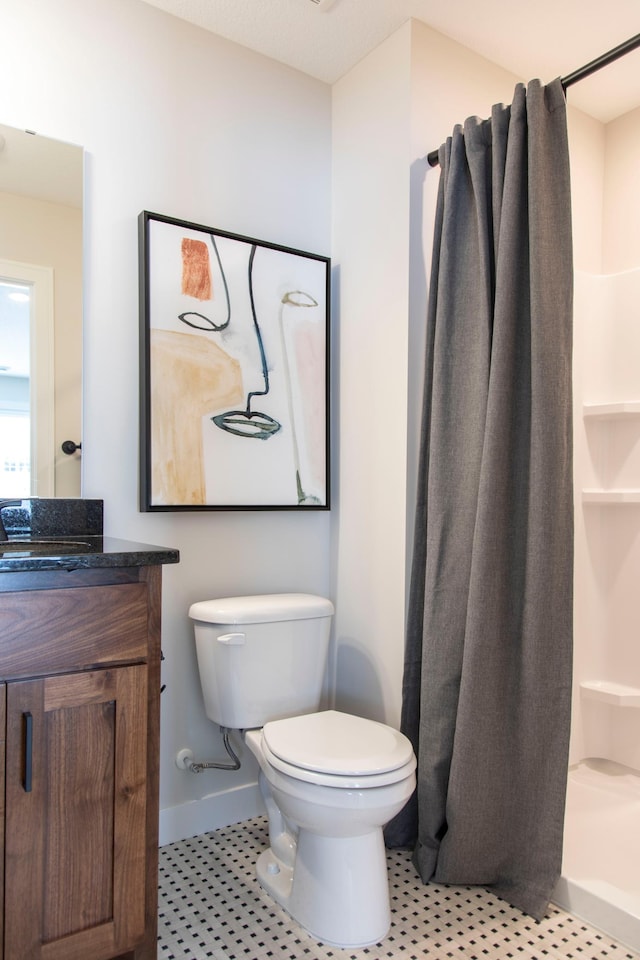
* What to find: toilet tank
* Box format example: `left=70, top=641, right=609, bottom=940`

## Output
left=189, top=593, right=334, bottom=729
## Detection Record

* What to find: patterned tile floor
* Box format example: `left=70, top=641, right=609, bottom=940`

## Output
left=158, top=817, right=639, bottom=960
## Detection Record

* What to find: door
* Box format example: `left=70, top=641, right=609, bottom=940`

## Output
left=0, top=260, right=55, bottom=497
left=4, top=665, right=147, bottom=960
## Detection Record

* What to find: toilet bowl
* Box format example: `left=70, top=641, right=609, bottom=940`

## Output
left=245, top=710, right=416, bottom=948
left=189, top=593, right=417, bottom=948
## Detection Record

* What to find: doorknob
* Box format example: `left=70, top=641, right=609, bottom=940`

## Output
left=61, top=440, right=82, bottom=455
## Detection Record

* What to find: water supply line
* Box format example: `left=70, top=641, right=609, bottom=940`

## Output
left=176, top=727, right=241, bottom=773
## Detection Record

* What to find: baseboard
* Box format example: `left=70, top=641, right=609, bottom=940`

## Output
left=159, top=781, right=265, bottom=847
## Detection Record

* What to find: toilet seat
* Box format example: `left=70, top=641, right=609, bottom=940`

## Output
left=261, top=710, right=416, bottom=789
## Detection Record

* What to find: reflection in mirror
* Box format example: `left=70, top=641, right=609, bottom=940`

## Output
left=0, top=124, right=83, bottom=497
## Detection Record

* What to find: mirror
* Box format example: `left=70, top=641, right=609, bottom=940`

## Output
left=0, top=123, right=82, bottom=497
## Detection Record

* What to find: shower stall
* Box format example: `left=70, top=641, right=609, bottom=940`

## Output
left=554, top=266, right=640, bottom=951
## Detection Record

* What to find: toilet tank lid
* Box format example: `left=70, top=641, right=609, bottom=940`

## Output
left=189, top=593, right=334, bottom=624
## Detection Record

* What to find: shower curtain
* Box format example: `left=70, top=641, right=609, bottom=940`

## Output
left=385, top=78, right=574, bottom=920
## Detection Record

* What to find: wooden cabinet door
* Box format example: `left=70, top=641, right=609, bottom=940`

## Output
left=4, top=666, right=148, bottom=960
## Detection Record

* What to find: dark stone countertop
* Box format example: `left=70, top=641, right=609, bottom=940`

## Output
left=0, top=499, right=179, bottom=573
left=0, top=536, right=179, bottom=573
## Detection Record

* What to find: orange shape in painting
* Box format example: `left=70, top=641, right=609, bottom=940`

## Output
left=181, top=237, right=212, bottom=300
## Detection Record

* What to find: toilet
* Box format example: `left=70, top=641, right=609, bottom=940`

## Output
left=189, top=593, right=416, bottom=949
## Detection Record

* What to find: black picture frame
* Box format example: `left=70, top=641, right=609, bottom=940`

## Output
left=139, top=211, right=330, bottom=511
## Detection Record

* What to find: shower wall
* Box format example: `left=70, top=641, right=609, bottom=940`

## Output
left=570, top=104, right=640, bottom=771
left=557, top=102, right=640, bottom=952
left=573, top=268, right=640, bottom=771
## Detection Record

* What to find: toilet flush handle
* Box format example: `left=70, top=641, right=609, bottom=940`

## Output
left=217, top=632, right=246, bottom=645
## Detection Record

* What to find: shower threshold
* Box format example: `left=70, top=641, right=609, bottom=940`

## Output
left=553, top=759, right=640, bottom=953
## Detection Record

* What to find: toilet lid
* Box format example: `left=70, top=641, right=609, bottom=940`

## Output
left=262, top=710, right=414, bottom=777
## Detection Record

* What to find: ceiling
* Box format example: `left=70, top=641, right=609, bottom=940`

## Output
left=139, top=0, right=640, bottom=123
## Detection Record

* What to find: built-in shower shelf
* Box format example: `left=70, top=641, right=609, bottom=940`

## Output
left=582, top=489, right=640, bottom=503
left=580, top=680, right=640, bottom=707
left=583, top=402, right=640, bottom=419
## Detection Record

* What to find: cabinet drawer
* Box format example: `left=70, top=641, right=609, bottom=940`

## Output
left=0, top=583, right=149, bottom=679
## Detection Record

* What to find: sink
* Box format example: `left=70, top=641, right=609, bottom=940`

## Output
left=0, top=540, right=92, bottom=556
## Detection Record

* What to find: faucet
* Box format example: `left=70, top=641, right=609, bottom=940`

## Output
left=0, top=499, right=23, bottom=542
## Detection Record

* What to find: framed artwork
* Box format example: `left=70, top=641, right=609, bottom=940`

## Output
left=138, top=211, right=330, bottom=510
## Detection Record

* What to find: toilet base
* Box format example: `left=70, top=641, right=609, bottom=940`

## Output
left=255, top=826, right=391, bottom=948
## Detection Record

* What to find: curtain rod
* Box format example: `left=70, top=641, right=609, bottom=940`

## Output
left=426, top=32, right=640, bottom=167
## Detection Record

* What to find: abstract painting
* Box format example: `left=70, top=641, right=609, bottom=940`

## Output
left=138, top=212, right=330, bottom=510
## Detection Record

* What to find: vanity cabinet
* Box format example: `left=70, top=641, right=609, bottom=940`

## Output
left=0, top=565, right=165, bottom=960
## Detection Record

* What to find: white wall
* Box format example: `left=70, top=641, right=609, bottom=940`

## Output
left=2, top=0, right=332, bottom=842
left=603, top=106, right=640, bottom=274
left=330, top=24, right=412, bottom=727
left=568, top=109, right=606, bottom=274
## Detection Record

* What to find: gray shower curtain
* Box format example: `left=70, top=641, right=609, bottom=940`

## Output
left=385, top=78, right=574, bottom=920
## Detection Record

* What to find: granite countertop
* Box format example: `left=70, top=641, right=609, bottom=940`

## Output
left=0, top=536, right=180, bottom=573
left=0, top=499, right=179, bottom=573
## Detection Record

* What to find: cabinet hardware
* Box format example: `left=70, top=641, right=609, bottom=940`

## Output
left=23, top=711, right=33, bottom=792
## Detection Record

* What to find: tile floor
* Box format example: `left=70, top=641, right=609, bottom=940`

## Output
left=158, top=817, right=639, bottom=960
